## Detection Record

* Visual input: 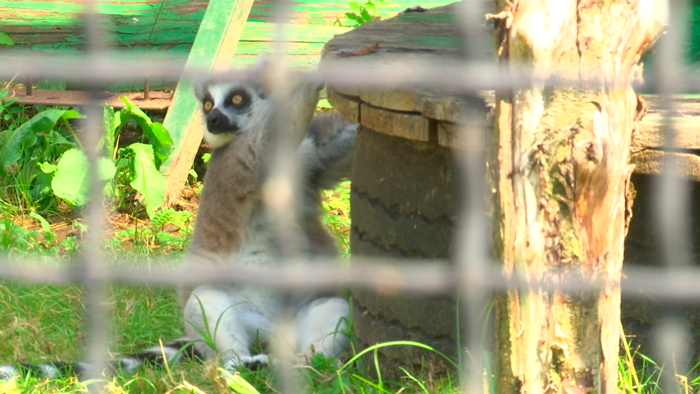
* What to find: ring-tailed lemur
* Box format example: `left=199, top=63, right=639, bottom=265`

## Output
left=0, top=57, right=356, bottom=380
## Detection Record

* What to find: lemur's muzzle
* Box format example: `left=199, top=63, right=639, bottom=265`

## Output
left=206, top=109, right=238, bottom=134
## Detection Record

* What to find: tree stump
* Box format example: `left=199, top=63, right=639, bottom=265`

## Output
left=490, top=1, right=665, bottom=393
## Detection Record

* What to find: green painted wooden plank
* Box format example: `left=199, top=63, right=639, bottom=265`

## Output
left=111, top=21, right=349, bottom=46
left=3, top=21, right=350, bottom=50
left=0, top=0, right=453, bottom=24
left=0, top=0, right=453, bottom=92
left=159, top=0, right=255, bottom=205
left=0, top=0, right=453, bottom=42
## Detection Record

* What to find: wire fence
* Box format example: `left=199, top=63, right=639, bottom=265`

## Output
left=0, top=0, right=694, bottom=393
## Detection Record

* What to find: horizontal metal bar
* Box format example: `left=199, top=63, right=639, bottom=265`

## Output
left=2, top=255, right=700, bottom=303
left=0, top=54, right=693, bottom=93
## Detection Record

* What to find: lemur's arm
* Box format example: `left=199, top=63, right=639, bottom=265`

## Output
left=285, top=77, right=324, bottom=146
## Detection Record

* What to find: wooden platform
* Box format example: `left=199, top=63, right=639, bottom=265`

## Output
left=321, top=3, right=700, bottom=181
left=4, top=88, right=173, bottom=111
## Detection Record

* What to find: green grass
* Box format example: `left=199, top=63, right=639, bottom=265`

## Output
left=0, top=280, right=463, bottom=393
left=322, top=180, right=351, bottom=257
left=0, top=182, right=693, bottom=394
left=0, top=175, right=467, bottom=393
left=0, top=171, right=694, bottom=394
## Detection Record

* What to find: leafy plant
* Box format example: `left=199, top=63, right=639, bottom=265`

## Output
left=0, top=206, right=75, bottom=257
left=0, top=89, right=82, bottom=211
left=106, top=97, right=173, bottom=218
left=44, top=96, right=173, bottom=219
left=43, top=148, right=115, bottom=207
left=334, top=0, right=386, bottom=27
left=110, top=207, right=193, bottom=254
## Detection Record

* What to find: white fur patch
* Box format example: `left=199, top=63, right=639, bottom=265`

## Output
left=0, top=366, right=17, bottom=380
left=222, top=354, right=269, bottom=372
left=37, top=364, right=60, bottom=378
left=119, top=357, right=141, bottom=374
left=207, top=83, right=241, bottom=107
left=141, top=344, right=181, bottom=365
left=295, top=297, right=349, bottom=357
left=203, top=129, right=235, bottom=149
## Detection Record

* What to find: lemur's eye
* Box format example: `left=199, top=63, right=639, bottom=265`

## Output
left=231, top=94, right=244, bottom=105
left=203, top=101, right=213, bottom=112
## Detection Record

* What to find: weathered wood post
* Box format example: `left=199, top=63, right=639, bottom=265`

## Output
left=490, top=1, right=665, bottom=392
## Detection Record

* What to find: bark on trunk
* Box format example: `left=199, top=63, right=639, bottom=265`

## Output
left=490, top=1, right=665, bottom=393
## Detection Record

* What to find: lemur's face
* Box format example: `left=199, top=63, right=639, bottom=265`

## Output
left=197, top=83, right=266, bottom=149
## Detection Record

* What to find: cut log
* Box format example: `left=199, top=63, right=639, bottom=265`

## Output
left=491, top=1, right=665, bottom=393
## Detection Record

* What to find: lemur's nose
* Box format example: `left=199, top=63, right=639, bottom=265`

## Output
left=206, top=109, right=229, bottom=133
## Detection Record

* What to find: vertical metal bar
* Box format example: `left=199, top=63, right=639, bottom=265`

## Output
left=25, top=77, right=33, bottom=96
left=265, top=0, right=303, bottom=392
left=653, top=0, right=690, bottom=391
left=454, top=1, right=490, bottom=393
left=80, top=1, right=110, bottom=391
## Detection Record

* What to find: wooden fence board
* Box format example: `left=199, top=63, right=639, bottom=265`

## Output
left=159, top=0, right=255, bottom=206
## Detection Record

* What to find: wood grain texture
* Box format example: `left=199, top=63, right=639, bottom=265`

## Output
left=3, top=88, right=172, bottom=110
left=327, top=88, right=361, bottom=122
left=360, top=103, right=430, bottom=142
left=0, top=0, right=453, bottom=49
left=631, top=150, right=700, bottom=181
left=491, top=1, right=665, bottom=393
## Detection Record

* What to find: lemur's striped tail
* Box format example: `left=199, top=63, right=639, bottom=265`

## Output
left=0, top=337, right=202, bottom=381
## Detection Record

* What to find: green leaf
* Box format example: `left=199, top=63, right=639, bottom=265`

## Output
left=38, top=162, right=57, bottom=174
left=170, top=210, right=193, bottom=227
left=0, top=121, right=39, bottom=169
left=3, top=96, right=17, bottom=107
left=317, top=99, right=333, bottom=109
left=345, top=12, right=364, bottom=25
left=119, top=96, right=173, bottom=168
left=151, top=208, right=174, bottom=228
left=51, top=149, right=115, bottom=206
left=360, top=8, right=372, bottom=22
left=0, top=32, right=14, bottom=46
left=365, top=1, right=377, bottom=14
left=0, top=108, right=86, bottom=170
left=102, top=104, right=120, bottom=156
left=31, top=109, right=83, bottom=134
left=128, top=143, right=166, bottom=219
left=51, top=149, right=89, bottom=206
left=29, top=211, right=51, bottom=234
left=120, top=95, right=152, bottom=125
left=348, top=2, right=363, bottom=12
left=148, top=122, right=174, bottom=168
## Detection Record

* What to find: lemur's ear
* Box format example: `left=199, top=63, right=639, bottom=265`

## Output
left=250, top=54, right=275, bottom=98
